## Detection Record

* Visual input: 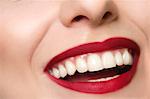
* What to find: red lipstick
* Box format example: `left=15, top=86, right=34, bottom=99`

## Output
left=44, top=37, right=140, bottom=94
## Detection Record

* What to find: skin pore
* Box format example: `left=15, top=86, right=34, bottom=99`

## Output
left=0, top=0, right=150, bottom=99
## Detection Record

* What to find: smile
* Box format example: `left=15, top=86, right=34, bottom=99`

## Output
left=44, top=37, right=140, bottom=94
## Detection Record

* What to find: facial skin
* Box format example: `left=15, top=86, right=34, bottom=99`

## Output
left=0, top=0, right=150, bottom=99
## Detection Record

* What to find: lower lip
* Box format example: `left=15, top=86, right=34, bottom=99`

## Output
left=45, top=37, right=140, bottom=94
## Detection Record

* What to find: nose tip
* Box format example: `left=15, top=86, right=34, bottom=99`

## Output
left=59, top=0, right=118, bottom=27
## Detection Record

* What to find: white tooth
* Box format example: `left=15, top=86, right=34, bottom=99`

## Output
left=123, top=49, right=133, bottom=65
left=105, top=75, right=118, bottom=80
left=52, top=68, right=60, bottom=78
left=48, top=70, right=53, bottom=75
left=102, top=51, right=116, bottom=68
left=115, top=51, right=123, bottom=66
left=88, top=75, right=119, bottom=82
left=88, top=78, right=106, bottom=82
left=65, top=60, right=76, bottom=76
left=58, top=64, right=67, bottom=78
left=75, top=57, right=88, bottom=73
left=87, top=54, right=103, bottom=72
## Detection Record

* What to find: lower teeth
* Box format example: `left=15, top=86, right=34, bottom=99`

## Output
left=88, top=75, right=119, bottom=82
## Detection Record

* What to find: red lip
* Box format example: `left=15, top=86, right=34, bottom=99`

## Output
left=44, top=37, right=140, bottom=94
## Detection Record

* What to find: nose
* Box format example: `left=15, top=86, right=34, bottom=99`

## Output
left=59, top=0, right=118, bottom=27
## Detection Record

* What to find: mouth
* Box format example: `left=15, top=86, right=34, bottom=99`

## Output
left=44, top=37, right=140, bottom=94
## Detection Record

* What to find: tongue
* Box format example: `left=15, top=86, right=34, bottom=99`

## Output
left=62, top=65, right=131, bottom=82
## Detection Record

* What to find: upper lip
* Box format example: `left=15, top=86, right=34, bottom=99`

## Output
left=45, top=37, right=140, bottom=70
left=45, top=37, right=140, bottom=94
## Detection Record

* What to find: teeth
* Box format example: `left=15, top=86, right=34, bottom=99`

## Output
left=65, top=60, right=76, bottom=76
left=88, top=75, right=119, bottom=82
left=52, top=68, right=60, bottom=78
left=75, top=56, right=88, bottom=73
left=115, top=51, right=123, bottom=66
left=123, top=49, right=133, bottom=65
left=102, top=51, right=116, bottom=68
left=50, top=49, right=134, bottom=79
left=87, top=54, right=103, bottom=72
left=58, top=64, right=67, bottom=78
left=48, top=70, right=53, bottom=75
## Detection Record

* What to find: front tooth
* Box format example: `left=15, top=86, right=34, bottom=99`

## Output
left=52, top=68, right=60, bottom=78
left=58, top=64, right=67, bottom=78
left=102, top=51, right=116, bottom=68
left=123, top=49, right=133, bottom=65
left=75, top=57, right=88, bottom=73
left=65, top=60, right=76, bottom=76
left=115, top=51, right=123, bottom=66
left=87, top=54, right=103, bottom=72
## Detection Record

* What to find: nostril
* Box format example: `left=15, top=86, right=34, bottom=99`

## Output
left=72, top=15, right=89, bottom=23
left=71, top=12, right=116, bottom=26
left=102, top=12, right=112, bottom=20
left=101, top=11, right=116, bottom=23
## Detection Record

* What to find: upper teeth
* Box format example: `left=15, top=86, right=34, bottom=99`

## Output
left=49, top=49, right=133, bottom=78
left=87, top=54, right=103, bottom=72
left=76, top=56, right=88, bottom=73
left=102, top=51, right=116, bottom=68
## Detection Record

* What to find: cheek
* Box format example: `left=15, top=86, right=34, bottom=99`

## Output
left=0, top=2, right=59, bottom=63
left=0, top=3, right=60, bottom=97
left=0, top=23, right=44, bottom=63
left=117, top=0, right=150, bottom=37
